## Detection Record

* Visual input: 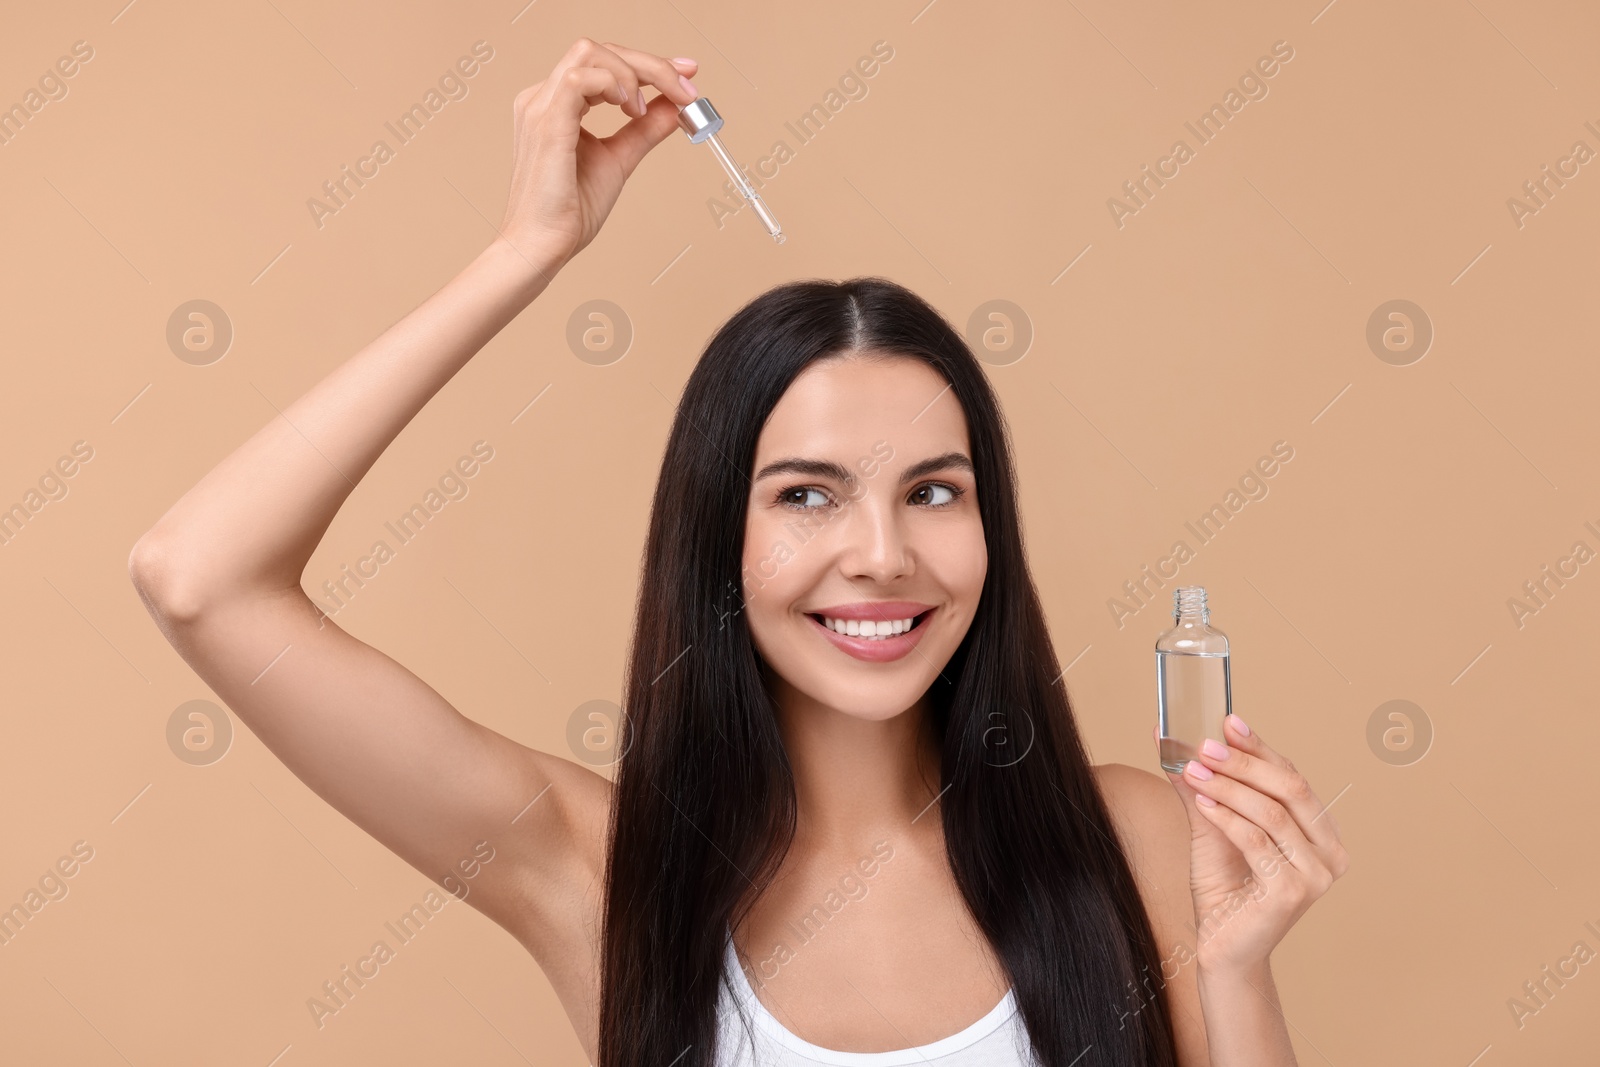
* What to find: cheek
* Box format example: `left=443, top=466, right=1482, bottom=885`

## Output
left=739, top=513, right=805, bottom=619
left=739, top=527, right=821, bottom=671
left=940, top=518, right=979, bottom=575
left=936, top=519, right=988, bottom=600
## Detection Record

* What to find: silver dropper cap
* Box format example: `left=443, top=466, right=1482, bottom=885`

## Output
left=676, top=98, right=723, bottom=144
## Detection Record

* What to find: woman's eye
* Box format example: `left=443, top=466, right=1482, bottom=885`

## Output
left=779, top=486, right=830, bottom=509
left=912, top=483, right=959, bottom=507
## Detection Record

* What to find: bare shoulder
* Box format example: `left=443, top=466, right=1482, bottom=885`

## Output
left=1091, top=762, right=1187, bottom=852
left=1091, top=762, right=1211, bottom=1065
left=1087, top=761, right=1188, bottom=917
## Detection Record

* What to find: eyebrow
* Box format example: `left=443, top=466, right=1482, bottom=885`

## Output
left=753, top=451, right=974, bottom=487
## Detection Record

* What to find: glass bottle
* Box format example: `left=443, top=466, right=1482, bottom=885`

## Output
left=1155, top=586, right=1232, bottom=774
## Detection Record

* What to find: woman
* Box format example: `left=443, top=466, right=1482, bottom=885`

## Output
left=128, top=38, right=1347, bottom=1067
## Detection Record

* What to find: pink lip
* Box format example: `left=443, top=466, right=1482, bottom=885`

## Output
left=807, top=601, right=934, bottom=621
left=805, top=605, right=936, bottom=664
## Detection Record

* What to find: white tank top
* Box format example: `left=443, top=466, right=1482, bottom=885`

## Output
left=714, top=927, right=1037, bottom=1065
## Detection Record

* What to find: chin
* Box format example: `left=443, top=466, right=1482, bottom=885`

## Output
left=815, top=684, right=920, bottom=721
left=776, top=647, right=943, bottom=722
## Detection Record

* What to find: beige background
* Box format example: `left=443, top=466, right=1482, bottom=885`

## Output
left=2, top=0, right=1597, bottom=1062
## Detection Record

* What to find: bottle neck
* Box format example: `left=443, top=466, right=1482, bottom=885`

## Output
left=1173, top=586, right=1209, bottom=624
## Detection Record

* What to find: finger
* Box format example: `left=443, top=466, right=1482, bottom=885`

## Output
left=1205, top=717, right=1343, bottom=850
left=1162, top=766, right=1218, bottom=829
left=543, top=38, right=641, bottom=117
left=546, top=65, right=636, bottom=131
left=598, top=42, right=700, bottom=108
left=597, top=95, right=688, bottom=177
left=545, top=39, right=672, bottom=120
left=1221, top=713, right=1288, bottom=768
left=596, top=57, right=700, bottom=176
left=1190, top=795, right=1316, bottom=897
left=1183, top=759, right=1322, bottom=881
left=575, top=41, right=647, bottom=116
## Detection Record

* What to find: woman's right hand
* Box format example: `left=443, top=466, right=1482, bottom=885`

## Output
left=497, top=38, right=700, bottom=276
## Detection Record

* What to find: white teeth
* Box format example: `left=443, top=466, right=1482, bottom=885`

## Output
left=818, top=615, right=917, bottom=640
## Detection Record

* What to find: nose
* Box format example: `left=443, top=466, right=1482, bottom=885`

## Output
left=839, top=492, right=911, bottom=584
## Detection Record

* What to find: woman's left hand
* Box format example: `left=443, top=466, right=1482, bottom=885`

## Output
left=1157, top=714, right=1350, bottom=977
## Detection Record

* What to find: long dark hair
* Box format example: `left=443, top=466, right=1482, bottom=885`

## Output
left=599, top=277, right=1179, bottom=1066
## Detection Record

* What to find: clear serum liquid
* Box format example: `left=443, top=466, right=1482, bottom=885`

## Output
left=1155, top=586, right=1232, bottom=774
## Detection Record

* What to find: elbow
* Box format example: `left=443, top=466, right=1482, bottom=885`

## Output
left=128, top=534, right=209, bottom=625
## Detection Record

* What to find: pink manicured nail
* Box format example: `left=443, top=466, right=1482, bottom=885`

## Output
left=1186, top=760, right=1214, bottom=781
left=1201, top=738, right=1230, bottom=760
left=1229, top=714, right=1251, bottom=737
left=679, top=74, right=698, bottom=99
left=1196, top=794, right=1218, bottom=807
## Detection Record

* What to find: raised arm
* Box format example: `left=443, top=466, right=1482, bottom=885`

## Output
left=127, top=40, right=701, bottom=978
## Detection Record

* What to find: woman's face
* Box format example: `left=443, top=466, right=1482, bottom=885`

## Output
left=741, top=353, right=987, bottom=721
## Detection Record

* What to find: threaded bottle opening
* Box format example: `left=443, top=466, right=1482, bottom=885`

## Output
left=1174, top=586, right=1208, bottom=622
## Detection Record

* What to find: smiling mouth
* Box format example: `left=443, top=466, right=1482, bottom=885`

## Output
left=804, top=610, right=934, bottom=641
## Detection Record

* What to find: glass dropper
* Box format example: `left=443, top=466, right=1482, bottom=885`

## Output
left=677, top=97, right=785, bottom=244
